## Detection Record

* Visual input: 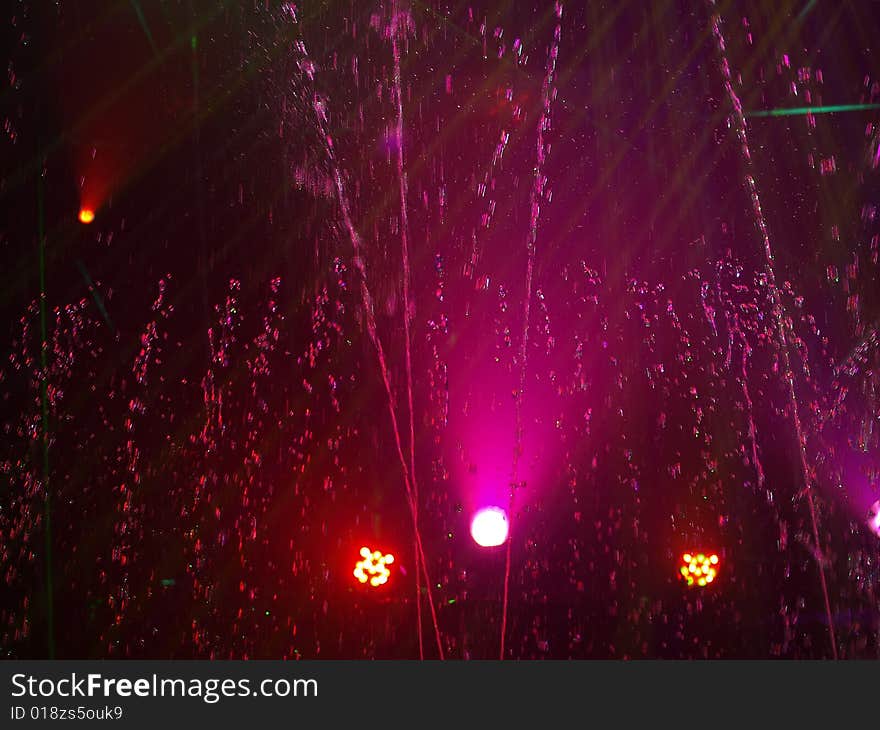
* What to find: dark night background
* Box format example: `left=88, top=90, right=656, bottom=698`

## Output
left=1, top=0, right=879, bottom=659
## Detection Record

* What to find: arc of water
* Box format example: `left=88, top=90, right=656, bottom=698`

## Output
left=283, top=4, right=444, bottom=659
left=706, top=1, right=838, bottom=659
left=500, top=1, right=563, bottom=661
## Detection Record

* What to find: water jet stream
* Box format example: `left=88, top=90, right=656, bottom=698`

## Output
left=390, top=1, right=424, bottom=659
left=501, top=1, right=563, bottom=661
left=707, top=0, right=838, bottom=659
left=284, top=4, right=444, bottom=659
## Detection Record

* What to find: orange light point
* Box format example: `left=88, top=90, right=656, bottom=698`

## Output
left=78, top=208, right=95, bottom=224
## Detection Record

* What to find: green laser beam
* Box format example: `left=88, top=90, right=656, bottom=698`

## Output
left=75, top=260, right=115, bottom=333
left=129, top=0, right=159, bottom=56
left=746, top=103, right=880, bottom=118
left=796, top=0, right=819, bottom=23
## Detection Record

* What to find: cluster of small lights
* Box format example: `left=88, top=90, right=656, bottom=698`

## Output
left=353, top=547, right=394, bottom=587
left=680, top=552, right=719, bottom=587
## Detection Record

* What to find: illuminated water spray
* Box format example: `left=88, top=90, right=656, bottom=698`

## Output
left=282, top=2, right=444, bottom=658
left=501, top=0, right=564, bottom=662
left=5, top=0, right=878, bottom=664
left=706, top=0, right=837, bottom=658
left=388, top=0, right=422, bottom=657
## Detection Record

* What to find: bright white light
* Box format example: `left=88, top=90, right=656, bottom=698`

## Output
left=868, top=500, right=880, bottom=538
left=470, top=506, right=509, bottom=547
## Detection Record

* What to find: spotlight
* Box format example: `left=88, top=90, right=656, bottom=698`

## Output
left=78, top=208, right=95, bottom=224
left=868, top=500, right=880, bottom=538
left=353, top=546, right=394, bottom=587
left=679, top=552, right=719, bottom=587
left=470, top=506, right=509, bottom=547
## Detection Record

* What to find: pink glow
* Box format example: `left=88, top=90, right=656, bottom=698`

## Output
left=868, top=501, right=880, bottom=538
left=471, top=506, right=509, bottom=547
